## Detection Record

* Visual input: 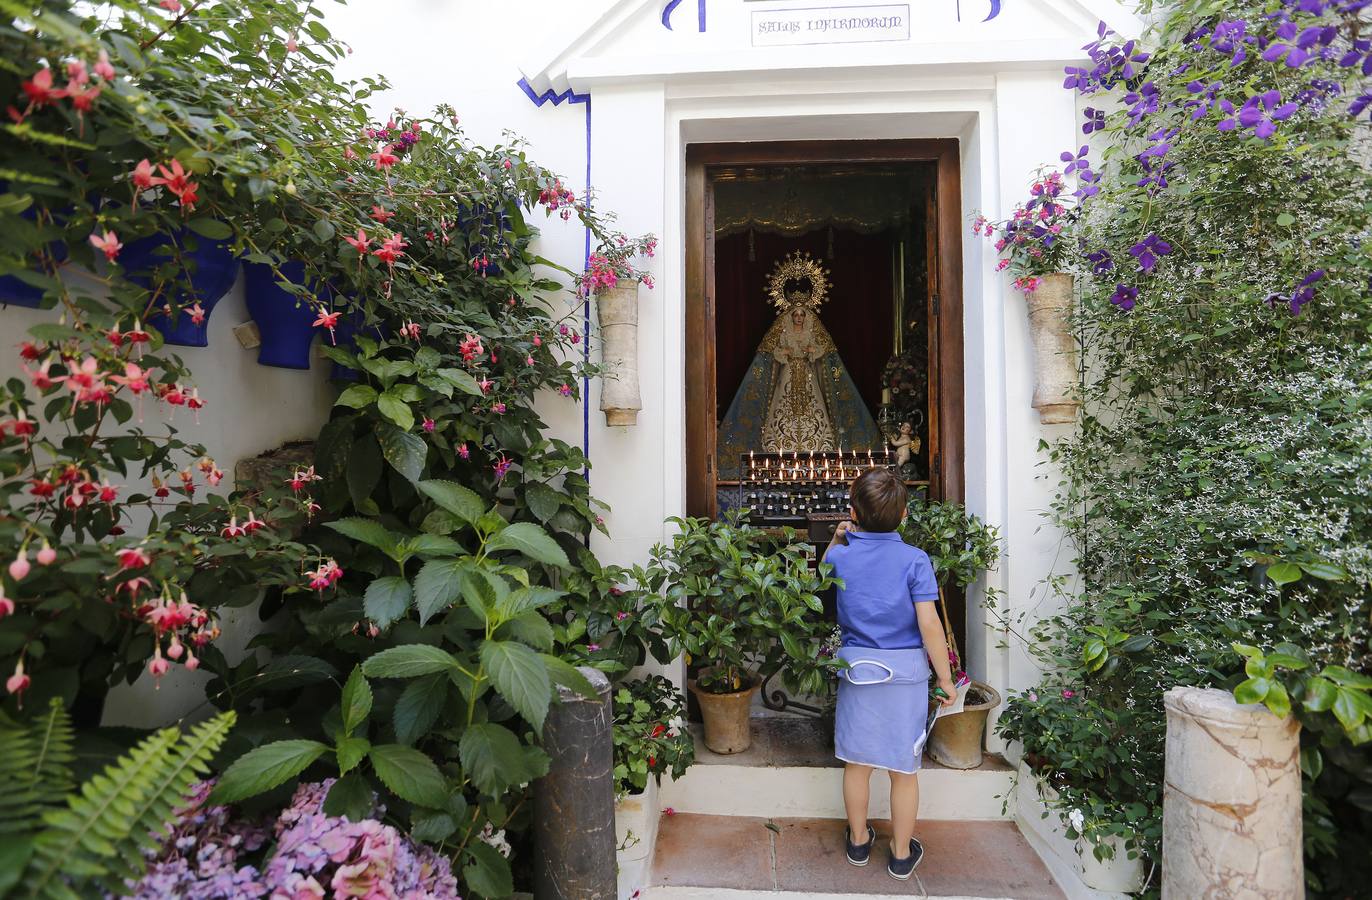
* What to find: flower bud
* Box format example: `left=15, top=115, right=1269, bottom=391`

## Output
left=9, top=553, right=30, bottom=581
left=36, top=543, right=56, bottom=565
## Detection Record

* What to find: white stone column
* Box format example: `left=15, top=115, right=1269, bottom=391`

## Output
left=1162, top=687, right=1303, bottom=899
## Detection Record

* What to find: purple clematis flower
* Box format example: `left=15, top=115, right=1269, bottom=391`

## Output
left=1209, top=20, right=1255, bottom=67
left=1130, top=233, right=1172, bottom=273
left=1060, top=145, right=1091, bottom=176
left=1351, top=91, right=1372, bottom=119
left=1123, top=82, right=1160, bottom=126
left=1083, top=107, right=1106, bottom=134
left=1289, top=269, right=1325, bottom=315
left=1185, top=80, right=1225, bottom=120
left=1337, top=38, right=1372, bottom=76
left=1109, top=284, right=1138, bottom=311
left=1262, top=22, right=1336, bottom=67
left=1086, top=249, right=1114, bottom=276
left=1219, top=90, right=1299, bottom=139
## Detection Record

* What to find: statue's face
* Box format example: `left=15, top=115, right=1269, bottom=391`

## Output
left=790, top=307, right=807, bottom=326
left=900, top=423, right=912, bottom=436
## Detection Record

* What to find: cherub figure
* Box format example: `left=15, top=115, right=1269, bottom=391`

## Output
left=888, top=421, right=920, bottom=472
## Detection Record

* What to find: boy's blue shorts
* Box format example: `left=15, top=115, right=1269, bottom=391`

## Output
left=834, top=645, right=931, bottom=774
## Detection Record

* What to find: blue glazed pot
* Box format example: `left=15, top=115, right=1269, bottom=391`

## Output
left=0, top=202, right=69, bottom=309
left=243, top=261, right=334, bottom=370
left=123, top=231, right=239, bottom=347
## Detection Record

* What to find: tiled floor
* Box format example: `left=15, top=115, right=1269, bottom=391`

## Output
left=688, top=716, right=1014, bottom=772
left=651, top=813, right=1065, bottom=898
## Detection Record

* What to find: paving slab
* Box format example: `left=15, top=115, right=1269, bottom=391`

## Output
left=651, top=813, right=1064, bottom=899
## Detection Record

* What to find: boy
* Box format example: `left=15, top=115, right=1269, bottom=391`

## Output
left=823, top=467, right=957, bottom=880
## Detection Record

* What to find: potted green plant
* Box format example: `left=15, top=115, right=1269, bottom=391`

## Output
left=900, top=497, right=1002, bottom=768
left=638, top=513, right=838, bottom=754
left=611, top=675, right=693, bottom=862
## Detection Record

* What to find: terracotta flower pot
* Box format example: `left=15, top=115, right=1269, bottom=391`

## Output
left=1025, top=273, right=1079, bottom=424
left=595, top=281, right=641, bottom=426
left=928, top=680, right=1001, bottom=769
left=689, top=675, right=758, bottom=755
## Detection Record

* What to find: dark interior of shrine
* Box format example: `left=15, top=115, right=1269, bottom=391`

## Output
left=711, top=163, right=937, bottom=513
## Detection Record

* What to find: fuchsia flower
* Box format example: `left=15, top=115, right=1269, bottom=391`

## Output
left=558, top=384, right=572, bottom=397
left=492, top=402, right=506, bottom=414
left=459, top=334, right=484, bottom=363
left=370, top=204, right=395, bottom=223
left=477, top=378, right=493, bottom=394
left=111, top=362, right=151, bottom=394
left=458, top=443, right=469, bottom=459
left=307, top=559, right=344, bottom=591
left=372, top=234, right=407, bottom=266
left=36, top=544, right=56, bottom=566
left=313, top=310, right=341, bottom=341
left=0, top=594, right=13, bottom=618
left=9, top=552, right=30, bottom=581
left=118, top=547, right=151, bottom=570
left=7, top=660, right=30, bottom=703
left=369, top=145, right=398, bottom=170
left=220, top=516, right=246, bottom=538
left=492, top=454, right=512, bottom=481
left=152, top=159, right=200, bottom=211
left=288, top=466, right=320, bottom=492
left=186, top=302, right=206, bottom=325
left=1061, top=689, right=1077, bottom=699
left=89, top=230, right=122, bottom=262
left=159, top=0, right=182, bottom=11
left=343, top=228, right=369, bottom=256
left=94, top=49, right=115, bottom=81
left=421, top=417, right=435, bottom=433
left=21, top=68, right=66, bottom=107
left=131, top=158, right=156, bottom=192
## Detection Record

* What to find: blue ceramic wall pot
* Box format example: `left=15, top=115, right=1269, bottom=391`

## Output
left=123, top=230, right=239, bottom=347
left=243, top=261, right=332, bottom=370
left=0, top=198, right=69, bottom=308
left=328, top=310, right=385, bottom=382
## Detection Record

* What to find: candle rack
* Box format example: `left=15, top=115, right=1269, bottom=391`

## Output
left=737, top=449, right=896, bottom=526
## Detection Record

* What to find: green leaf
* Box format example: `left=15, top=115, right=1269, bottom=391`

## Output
left=364, top=576, right=413, bottom=630
left=414, top=560, right=465, bottom=625
left=1264, top=681, right=1291, bottom=718
left=481, top=640, right=552, bottom=731
left=324, top=517, right=399, bottom=557
left=464, top=840, right=514, bottom=898
left=210, top=740, right=329, bottom=804
left=1264, top=562, right=1301, bottom=586
left=1303, top=677, right=1338, bottom=712
left=1295, top=559, right=1348, bottom=581
left=1275, top=212, right=1296, bottom=227
left=322, top=772, right=374, bottom=821
left=1233, top=677, right=1270, bottom=706
left=459, top=723, right=529, bottom=795
left=394, top=675, right=448, bottom=745
left=378, top=423, right=427, bottom=482
left=362, top=644, right=459, bottom=679
left=377, top=390, right=415, bottom=431
left=186, top=217, right=234, bottom=240
left=1333, top=688, right=1366, bottom=731
left=416, top=480, right=484, bottom=525
left=410, top=810, right=458, bottom=842
left=336, top=385, right=378, bottom=409
left=368, top=744, right=448, bottom=807
left=335, top=736, right=371, bottom=776
left=407, top=534, right=464, bottom=557
left=486, top=522, right=570, bottom=568
left=313, top=217, right=336, bottom=241
left=540, top=654, right=599, bottom=700
left=1322, top=666, right=1372, bottom=690
left=437, top=367, right=485, bottom=396
left=495, top=586, right=564, bottom=621
left=340, top=667, right=373, bottom=735
left=524, top=482, right=563, bottom=522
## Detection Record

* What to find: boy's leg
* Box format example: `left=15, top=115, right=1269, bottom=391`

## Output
left=888, top=771, right=920, bottom=858
left=842, top=764, right=873, bottom=837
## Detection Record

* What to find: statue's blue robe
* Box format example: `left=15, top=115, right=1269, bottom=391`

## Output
left=715, top=348, right=881, bottom=483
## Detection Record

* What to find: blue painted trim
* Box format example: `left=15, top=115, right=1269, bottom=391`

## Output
left=662, top=0, right=705, bottom=31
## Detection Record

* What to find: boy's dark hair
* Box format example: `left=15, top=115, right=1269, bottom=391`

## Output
left=851, top=467, right=908, bottom=533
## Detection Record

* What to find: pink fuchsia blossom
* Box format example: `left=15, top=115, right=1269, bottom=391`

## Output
left=89, top=229, right=122, bottom=261
left=313, top=310, right=341, bottom=342
left=131, top=158, right=156, bottom=192
left=459, top=334, right=484, bottom=363
left=159, top=0, right=182, bottom=11
left=308, top=559, right=344, bottom=591
left=35, top=544, right=55, bottom=566
left=369, top=145, right=398, bottom=170
left=492, top=454, right=512, bottom=481
left=586, top=643, right=600, bottom=652
left=21, top=68, right=65, bottom=107
left=187, top=302, right=207, bottom=325
left=6, top=660, right=30, bottom=703
left=370, top=204, right=395, bottom=223
left=372, top=234, right=407, bottom=266
left=0, top=594, right=13, bottom=618
left=94, top=50, right=115, bottom=81
left=558, top=384, right=572, bottom=397
left=288, top=466, right=320, bottom=492
left=9, top=552, right=30, bottom=581
left=457, top=443, right=469, bottom=459
left=492, top=403, right=506, bottom=414
left=343, top=228, right=369, bottom=256
left=421, top=417, right=435, bottom=433
left=477, top=378, right=493, bottom=394
left=1061, top=689, right=1076, bottom=699
left=118, top=547, right=151, bottom=570
left=148, top=653, right=170, bottom=681
left=221, top=516, right=246, bottom=539
left=400, top=321, right=421, bottom=341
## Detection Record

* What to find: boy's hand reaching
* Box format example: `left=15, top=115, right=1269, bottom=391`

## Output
left=936, top=677, right=958, bottom=707
left=833, top=520, right=854, bottom=542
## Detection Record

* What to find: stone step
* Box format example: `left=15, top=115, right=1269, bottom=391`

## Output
left=642, top=814, right=1065, bottom=899
left=659, top=718, right=1016, bottom=821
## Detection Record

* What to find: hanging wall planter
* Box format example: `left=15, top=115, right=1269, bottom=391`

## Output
left=1025, top=273, right=1079, bottom=424
left=0, top=195, right=69, bottom=309
left=596, top=280, right=642, bottom=426
left=123, top=230, right=239, bottom=347
left=243, top=261, right=329, bottom=370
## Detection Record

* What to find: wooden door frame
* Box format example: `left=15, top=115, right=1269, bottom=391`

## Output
left=684, top=139, right=966, bottom=516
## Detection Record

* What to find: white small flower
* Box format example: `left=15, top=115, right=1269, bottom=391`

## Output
left=1068, top=808, right=1085, bottom=833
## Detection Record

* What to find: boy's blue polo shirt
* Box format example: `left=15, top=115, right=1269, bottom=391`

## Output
left=827, top=530, right=939, bottom=650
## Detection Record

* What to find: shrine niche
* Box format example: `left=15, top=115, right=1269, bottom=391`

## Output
left=703, top=162, right=940, bottom=525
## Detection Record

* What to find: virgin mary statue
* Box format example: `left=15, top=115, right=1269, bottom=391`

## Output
left=716, top=252, right=881, bottom=480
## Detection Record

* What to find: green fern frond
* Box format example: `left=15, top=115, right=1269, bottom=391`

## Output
left=20, top=711, right=236, bottom=899
left=0, top=700, right=74, bottom=837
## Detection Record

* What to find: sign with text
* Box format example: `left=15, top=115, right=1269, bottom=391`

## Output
left=751, top=4, right=911, bottom=47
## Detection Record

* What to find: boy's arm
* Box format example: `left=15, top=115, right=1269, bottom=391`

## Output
left=822, top=520, right=852, bottom=563
left=915, top=601, right=958, bottom=706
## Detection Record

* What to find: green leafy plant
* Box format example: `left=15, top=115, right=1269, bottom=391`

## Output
left=0, top=698, right=234, bottom=897
left=637, top=513, right=839, bottom=696
left=611, top=675, right=693, bottom=797
left=900, top=497, right=1000, bottom=590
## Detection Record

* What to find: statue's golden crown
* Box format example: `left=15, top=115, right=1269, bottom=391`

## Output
left=767, top=251, right=830, bottom=312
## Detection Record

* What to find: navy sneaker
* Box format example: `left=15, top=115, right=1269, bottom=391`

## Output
left=844, top=825, right=876, bottom=866
left=887, top=837, right=924, bottom=880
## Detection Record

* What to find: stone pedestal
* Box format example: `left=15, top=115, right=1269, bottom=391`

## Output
left=1162, top=687, right=1302, bottom=899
